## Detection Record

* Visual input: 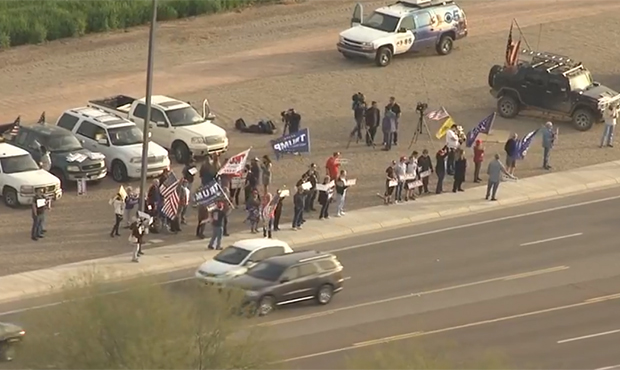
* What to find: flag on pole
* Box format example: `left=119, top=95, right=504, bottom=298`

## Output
left=465, top=112, right=496, bottom=147
left=37, top=111, right=46, bottom=124
left=516, top=129, right=539, bottom=159
left=160, top=172, right=181, bottom=219
left=426, top=107, right=449, bottom=121
left=505, top=20, right=521, bottom=67
left=9, top=116, right=20, bottom=136
left=218, top=148, right=251, bottom=176
left=435, top=117, right=455, bottom=139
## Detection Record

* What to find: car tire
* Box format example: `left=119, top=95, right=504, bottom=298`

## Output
left=572, top=108, right=595, bottom=131
left=172, top=141, right=190, bottom=164
left=375, top=46, right=392, bottom=67
left=111, top=160, right=128, bottom=183
left=2, top=187, right=19, bottom=208
left=436, top=35, right=454, bottom=56
left=257, top=295, right=276, bottom=317
left=315, top=284, right=334, bottom=305
left=488, top=65, right=502, bottom=88
left=497, top=95, right=520, bottom=118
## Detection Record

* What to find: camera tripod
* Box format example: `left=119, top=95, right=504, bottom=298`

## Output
left=408, top=111, right=434, bottom=149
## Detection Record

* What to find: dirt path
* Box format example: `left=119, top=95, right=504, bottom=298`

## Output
left=1, top=0, right=619, bottom=275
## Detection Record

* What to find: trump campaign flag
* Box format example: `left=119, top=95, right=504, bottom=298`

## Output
left=426, top=107, right=449, bottom=121
left=516, top=129, right=539, bottom=159
left=218, top=148, right=250, bottom=176
left=194, top=180, right=224, bottom=206
left=270, top=128, right=310, bottom=159
left=465, top=112, right=496, bottom=147
left=435, top=117, right=455, bottom=139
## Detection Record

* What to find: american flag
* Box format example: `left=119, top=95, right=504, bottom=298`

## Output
left=9, top=116, right=21, bottom=136
left=160, top=172, right=181, bottom=219
left=426, top=107, right=449, bottom=121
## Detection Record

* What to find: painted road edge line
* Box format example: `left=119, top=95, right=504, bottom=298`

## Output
left=273, top=292, right=620, bottom=364
left=520, top=233, right=584, bottom=247
left=557, top=329, right=620, bottom=344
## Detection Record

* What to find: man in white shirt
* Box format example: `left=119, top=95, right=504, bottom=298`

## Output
left=394, top=156, right=407, bottom=202
left=601, top=104, right=618, bottom=148
left=445, top=125, right=460, bottom=175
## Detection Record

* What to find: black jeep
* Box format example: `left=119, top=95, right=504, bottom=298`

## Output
left=488, top=50, right=619, bottom=131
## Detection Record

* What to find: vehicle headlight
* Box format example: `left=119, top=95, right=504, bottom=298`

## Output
left=20, top=185, right=34, bottom=194
left=362, top=42, right=373, bottom=48
left=130, top=157, right=142, bottom=164
left=339, top=36, right=344, bottom=43
left=191, top=137, right=205, bottom=144
left=245, top=290, right=260, bottom=297
left=66, top=165, right=80, bottom=172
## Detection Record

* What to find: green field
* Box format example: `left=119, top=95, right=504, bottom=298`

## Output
left=0, top=0, right=283, bottom=49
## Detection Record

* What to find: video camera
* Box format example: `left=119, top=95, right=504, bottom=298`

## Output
left=416, top=102, right=428, bottom=114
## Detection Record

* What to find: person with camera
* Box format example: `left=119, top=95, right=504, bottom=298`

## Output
left=349, top=92, right=367, bottom=144
left=386, top=97, right=402, bottom=146
left=282, top=109, right=301, bottom=135
left=365, top=101, right=380, bottom=147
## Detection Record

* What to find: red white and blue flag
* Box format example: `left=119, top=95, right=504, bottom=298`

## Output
left=516, top=129, right=539, bottom=159
left=160, top=172, right=180, bottom=219
left=465, top=112, right=495, bottom=147
left=9, top=116, right=20, bottom=136
left=426, top=107, right=449, bottom=121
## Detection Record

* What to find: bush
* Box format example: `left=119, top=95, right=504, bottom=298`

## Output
left=13, top=274, right=275, bottom=369
left=0, top=0, right=289, bottom=48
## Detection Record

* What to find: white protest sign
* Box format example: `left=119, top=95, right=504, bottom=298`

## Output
left=230, top=176, right=244, bottom=189
left=407, top=180, right=423, bottom=189
left=218, top=148, right=251, bottom=175
left=279, top=189, right=290, bottom=197
left=301, top=181, right=312, bottom=190
left=316, top=182, right=334, bottom=191
left=345, top=179, right=357, bottom=186
left=419, top=170, right=431, bottom=179
left=188, top=167, right=198, bottom=176
left=118, top=185, right=127, bottom=201
left=404, top=174, right=417, bottom=180
left=36, top=198, right=46, bottom=208
left=388, top=180, right=398, bottom=188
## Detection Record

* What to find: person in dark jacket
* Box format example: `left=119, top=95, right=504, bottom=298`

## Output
left=292, top=186, right=305, bottom=230
left=504, top=133, right=518, bottom=175
left=303, top=163, right=319, bottom=212
left=417, top=149, right=433, bottom=194
left=199, top=158, right=216, bottom=186
left=273, top=189, right=285, bottom=231
left=452, top=149, right=467, bottom=192
left=350, top=98, right=366, bottom=143
left=317, top=176, right=333, bottom=219
left=435, top=147, right=447, bottom=194
left=182, top=157, right=196, bottom=204
left=386, top=96, right=402, bottom=146
left=365, top=101, right=380, bottom=147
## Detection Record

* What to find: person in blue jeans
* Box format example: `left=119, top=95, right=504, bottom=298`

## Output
left=31, top=190, right=46, bottom=241
left=208, top=202, right=226, bottom=250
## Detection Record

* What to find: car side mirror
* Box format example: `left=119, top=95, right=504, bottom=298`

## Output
left=97, top=138, right=109, bottom=145
left=398, top=27, right=407, bottom=33
left=207, top=113, right=216, bottom=120
left=280, top=278, right=289, bottom=284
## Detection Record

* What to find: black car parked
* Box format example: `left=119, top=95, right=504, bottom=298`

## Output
left=489, top=50, right=620, bottom=131
left=226, top=250, right=345, bottom=316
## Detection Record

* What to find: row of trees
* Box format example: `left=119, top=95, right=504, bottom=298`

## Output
left=0, top=0, right=290, bottom=49
left=10, top=275, right=509, bottom=369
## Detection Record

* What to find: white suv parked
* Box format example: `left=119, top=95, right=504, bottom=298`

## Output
left=0, top=143, right=62, bottom=207
left=56, top=107, right=170, bottom=182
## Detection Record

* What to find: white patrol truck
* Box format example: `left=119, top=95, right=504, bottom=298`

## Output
left=56, top=107, right=171, bottom=182
left=337, top=0, right=468, bottom=67
left=88, top=95, right=228, bottom=164
left=0, top=143, right=62, bottom=208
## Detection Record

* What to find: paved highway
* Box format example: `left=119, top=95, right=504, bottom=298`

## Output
left=2, top=188, right=620, bottom=369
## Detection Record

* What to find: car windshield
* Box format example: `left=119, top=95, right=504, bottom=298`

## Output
left=166, top=107, right=204, bottom=127
left=213, top=246, right=251, bottom=265
left=362, top=11, right=400, bottom=33
left=246, top=262, right=287, bottom=282
left=40, top=134, right=82, bottom=152
left=0, top=154, right=40, bottom=174
left=108, top=125, right=143, bottom=146
left=569, top=71, right=594, bottom=91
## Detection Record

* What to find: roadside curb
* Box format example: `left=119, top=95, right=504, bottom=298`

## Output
left=1, top=160, right=620, bottom=305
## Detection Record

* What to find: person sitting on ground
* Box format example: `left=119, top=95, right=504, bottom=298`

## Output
left=235, top=118, right=276, bottom=134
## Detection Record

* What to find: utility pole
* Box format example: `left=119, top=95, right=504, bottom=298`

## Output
left=139, top=0, right=158, bottom=213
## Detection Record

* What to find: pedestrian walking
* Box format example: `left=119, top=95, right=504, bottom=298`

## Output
left=349, top=95, right=366, bottom=144
left=435, top=147, right=447, bottom=194
left=601, top=104, right=618, bottom=148
left=452, top=149, right=466, bottom=192
left=485, top=153, right=515, bottom=201
left=208, top=202, right=226, bottom=250
left=109, top=193, right=124, bottom=237
left=541, top=121, right=556, bottom=170
left=334, top=170, right=349, bottom=216
left=472, top=139, right=484, bottom=182
left=31, top=189, right=46, bottom=241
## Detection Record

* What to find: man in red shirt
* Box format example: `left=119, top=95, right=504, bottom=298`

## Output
left=473, top=139, right=484, bottom=183
left=325, top=152, right=341, bottom=181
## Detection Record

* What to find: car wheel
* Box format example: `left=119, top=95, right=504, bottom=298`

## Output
left=375, top=46, right=392, bottom=67
left=257, top=296, right=276, bottom=316
left=172, top=141, right=190, bottom=164
left=2, top=187, right=18, bottom=208
left=436, top=35, right=454, bottom=56
left=111, top=160, right=128, bottom=183
left=488, top=65, right=502, bottom=88
left=572, top=108, right=595, bottom=131
left=497, top=95, right=520, bottom=118
left=315, top=284, right=334, bottom=305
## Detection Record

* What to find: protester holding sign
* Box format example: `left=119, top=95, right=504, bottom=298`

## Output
left=123, top=187, right=139, bottom=227
left=383, top=160, right=397, bottom=204
left=405, top=153, right=418, bottom=201
left=317, top=176, right=333, bottom=220
left=31, top=189, right=46, bottom=241
left=435, top=147, right=448, bottom=194
left=417, top=149, right=433, bottom=194
left=335, top=170, right=349, bottom=217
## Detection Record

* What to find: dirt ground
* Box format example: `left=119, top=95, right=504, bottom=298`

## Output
left=1, top=0, right=619, bottom=275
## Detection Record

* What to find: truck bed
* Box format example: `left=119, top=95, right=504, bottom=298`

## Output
left=88, top=95, right=137, bottom=114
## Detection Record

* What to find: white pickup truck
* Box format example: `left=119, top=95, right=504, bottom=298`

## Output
left=0, top=143, right=62, bottom=208
left=88, top=95, right=228, bottom=164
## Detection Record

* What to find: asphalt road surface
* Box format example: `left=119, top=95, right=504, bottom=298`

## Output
left=2, top=187, right=620, bottom=369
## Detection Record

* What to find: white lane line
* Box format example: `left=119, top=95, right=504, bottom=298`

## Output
left=595, top=365, right=620, bottom=370
left=520, top=233, right=583, bottom=247
left=330, top=195, right=620, bottom=253
left=256, top=266, right=569, bottom=327
left=557, top=329, right=620, bottom=344
left=274, top=292, right=620, bottom=364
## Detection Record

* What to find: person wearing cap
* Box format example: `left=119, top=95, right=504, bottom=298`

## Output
left=472, top=139, right=485, bottom=183
left=207, top=202, right=226, bottom=250
left=541, top=121, right=556, bottom=170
